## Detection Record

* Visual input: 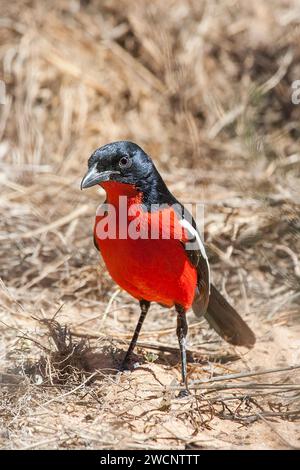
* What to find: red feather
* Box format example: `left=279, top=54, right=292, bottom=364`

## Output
left=94, top=182, right=197, bottom=309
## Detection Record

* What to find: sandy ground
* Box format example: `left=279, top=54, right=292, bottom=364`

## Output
left=1, top=289, right=299, bottom=449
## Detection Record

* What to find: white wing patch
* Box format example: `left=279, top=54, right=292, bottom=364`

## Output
left=179, top=218, right=211, bottom=292
left=179, top=218, right=207, bottom=259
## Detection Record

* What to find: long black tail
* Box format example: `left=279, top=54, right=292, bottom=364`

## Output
left=193, top=284, right=255, bottom=348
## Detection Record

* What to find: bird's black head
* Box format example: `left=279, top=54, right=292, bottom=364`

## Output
left=81, top=141, right=154, bottom=190
left=81, top=140, right=177, bottom=207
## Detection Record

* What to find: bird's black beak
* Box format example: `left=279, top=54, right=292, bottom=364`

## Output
left=81, top=164, right=120, bottom=190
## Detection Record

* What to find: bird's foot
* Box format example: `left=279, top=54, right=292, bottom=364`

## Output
left=120, top=360, right=141, bottom=372
left=178, top=386, right=190, bottom=398
left=119, top=360, right=130, bottom=371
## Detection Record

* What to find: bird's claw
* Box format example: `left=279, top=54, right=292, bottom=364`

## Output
left=178, top=388, right=190, bottom=398
left=119, top=361, right=130, bottom=371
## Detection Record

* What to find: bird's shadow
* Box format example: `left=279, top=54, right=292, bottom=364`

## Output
left=83, top=344, right=239, bottom=377
left=70, top=344, right=179, bottom=378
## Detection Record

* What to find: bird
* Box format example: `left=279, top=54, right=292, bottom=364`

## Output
left=81, top=141, right=255, bottom=396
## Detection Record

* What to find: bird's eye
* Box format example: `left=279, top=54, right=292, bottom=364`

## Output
left=119, top=155, right=132, bottom=169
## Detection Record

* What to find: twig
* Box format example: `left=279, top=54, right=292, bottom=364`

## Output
left=21, top=436, right=62, bottom=450
left=23, top=255, right=71, bottom=289
left=73, top=321, right=206, bottom=339
left=100, top=288, right=121, bottom=327
left=256, top=412, right=300, bottom=449
left=37, top=372, right=98, bottom=408
left=190, top=364, right=300, bottom=386
left=162, top=382, right=300, bottom=393
left=0, top=205, right=89, bottom=240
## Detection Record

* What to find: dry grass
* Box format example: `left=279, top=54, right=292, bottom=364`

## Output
left=0, top=0, right=300, bottom=449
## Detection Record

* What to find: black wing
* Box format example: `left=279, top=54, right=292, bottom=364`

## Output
left=177, top=206, right=210, bottom=315
left=178, top=209, right=255, bottom=346
left=93, top=233, right=100, bottom=251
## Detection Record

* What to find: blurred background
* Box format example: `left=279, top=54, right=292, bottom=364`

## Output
left=0, top=0, right=299, bottom=450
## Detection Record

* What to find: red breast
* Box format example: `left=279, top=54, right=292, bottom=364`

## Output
left=94, top=182, right=197, bottom=309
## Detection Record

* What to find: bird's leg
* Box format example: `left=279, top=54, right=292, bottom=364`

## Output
left=121, top=300, right=150, bottom=369
left=175, top=305, right=189, bottom=397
